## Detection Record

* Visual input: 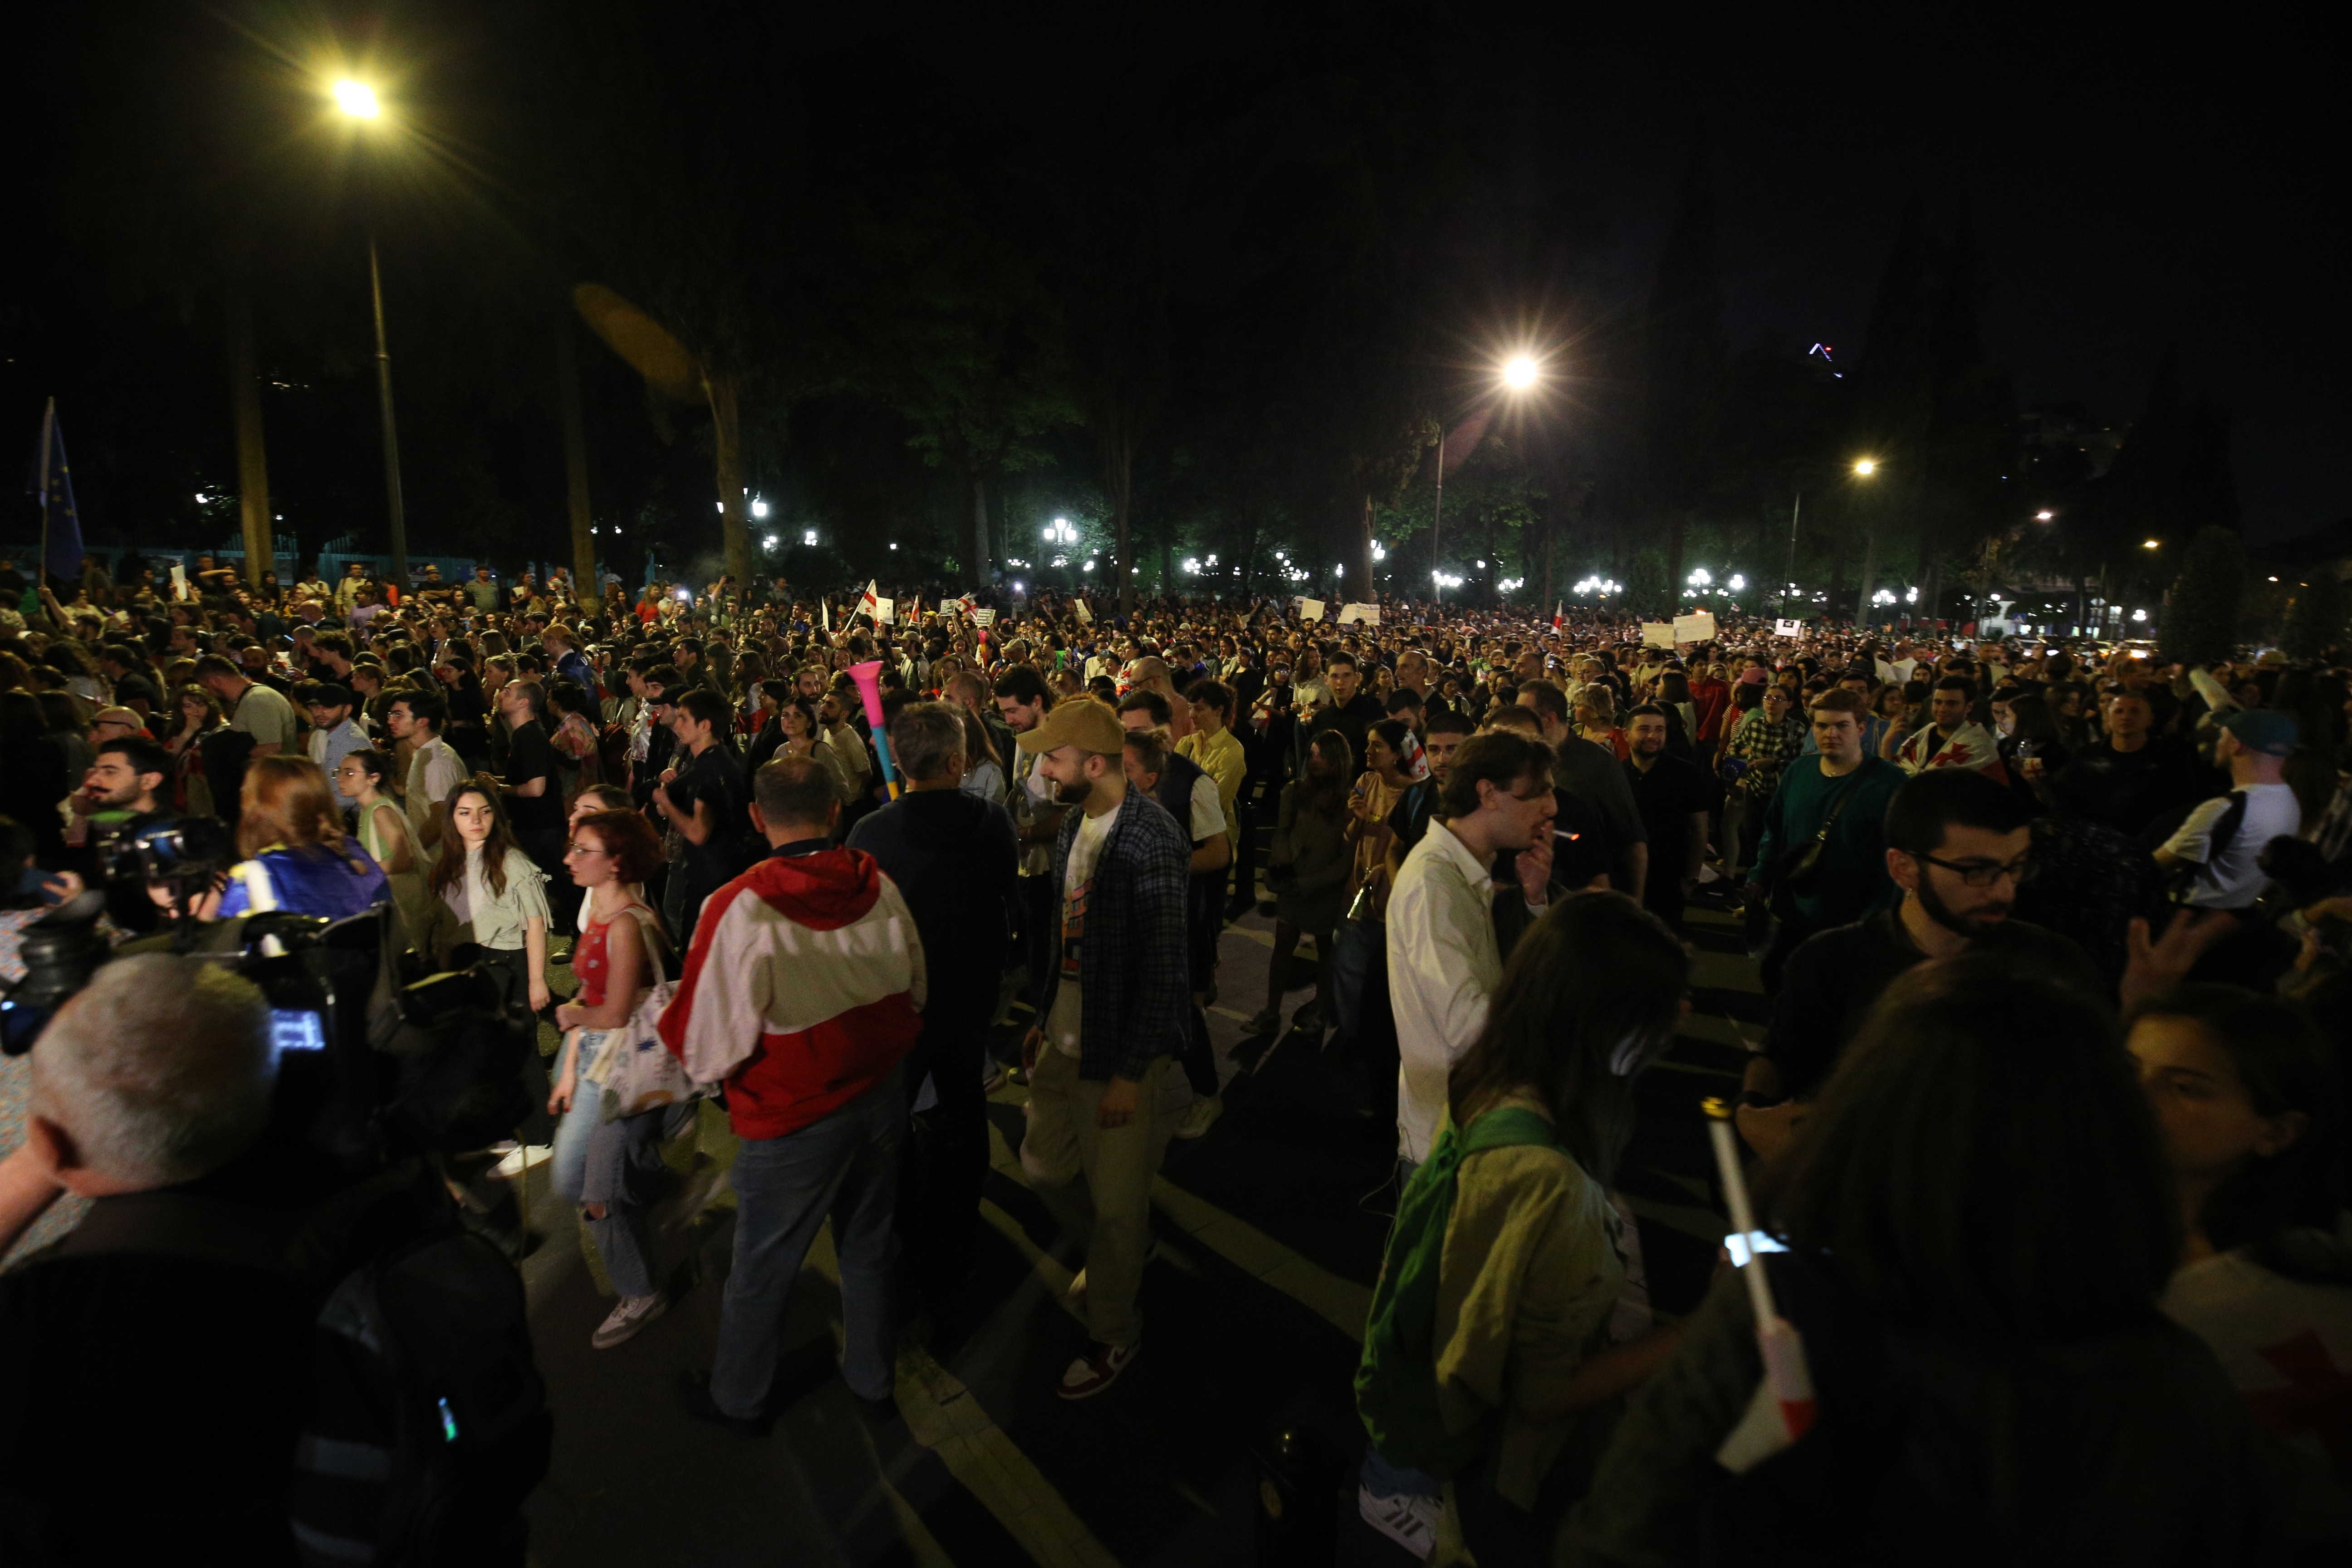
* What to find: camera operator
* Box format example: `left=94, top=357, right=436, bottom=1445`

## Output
left=0, top=954, right=314, bottom=1564
left=66, top=733, right=172, bottom=933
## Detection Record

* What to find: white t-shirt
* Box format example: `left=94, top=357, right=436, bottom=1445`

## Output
left=1187, top=774, right=1225, bottom=843
left=1047, top=806, right=1117, bottom=1058
left=2162, top=783, right=2301, bottom=909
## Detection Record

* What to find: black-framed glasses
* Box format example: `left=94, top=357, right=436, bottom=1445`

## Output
left=1917, top=851, right=2038, bottom=887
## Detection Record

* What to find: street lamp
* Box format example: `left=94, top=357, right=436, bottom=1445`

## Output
left=333, top=78, right=411, bottom=588
left=2142, top=538, right=2160, bottom=550
left=1849, top=457, right=1884, bottom=627
left=1437, top=351, right=1547, bottom=601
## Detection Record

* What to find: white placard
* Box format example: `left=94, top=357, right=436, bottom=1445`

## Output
left=1297, top=597, right=1327, bottom=622
left=1338, top=602, right=1381, bottom=625
left=170, top=564, right=189, bottom=599
left=1073, top=597, right=1093, bottom=624
left=870, top=595, right=895, bottom=623
left=1774, top=618, right=1804, bottom=637
left=1673, top=611, right=1717, bottom=643
left=1641, top=622, right=1676, bottom=648
left=973, top=608, right=996, bottom=627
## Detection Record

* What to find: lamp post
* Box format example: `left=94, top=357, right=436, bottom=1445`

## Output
left=1435, top=353, right=1544, bottom=603
left=335, top=80, right=411, bottom=589
left=1847, top=457, right=1881, bottom=630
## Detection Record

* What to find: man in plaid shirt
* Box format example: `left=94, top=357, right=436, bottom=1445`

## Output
left=1016, top=697, right=1191, bottom=1400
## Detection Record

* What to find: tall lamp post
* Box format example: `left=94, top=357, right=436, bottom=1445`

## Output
left=1847, top=456, right=1881, bottom=629
left=1434, top=353, right=1544, bottom=603
left=334, top=79, right=411, bottom=588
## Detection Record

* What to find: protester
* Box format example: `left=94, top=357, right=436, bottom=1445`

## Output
left=1566, top=954, right=2352, bottom=1564
left=1621, top=704, right=1711, bottom=933
left=208, top=755, right=391, bottom=921
left=1744, top=687, right=1905, bottom=991
left=427, top=776, right=555, bottom=1161
left=845, top=702, right=1019, bottom=1313
left=1014, top=695, right=1190, bottom=1399
left=1358, top=892, right=1690, bottom=1562
left=1254, top=730, right=1353, bottom=1039
left=547, top=808, right=684, bottom=1351
left=2128, top=986, right=2352, bottom=1479
left=661, top=755, right=925, bottom=1429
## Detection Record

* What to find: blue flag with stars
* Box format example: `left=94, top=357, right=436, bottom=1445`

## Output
left=28, top=398, right=84, bottom=585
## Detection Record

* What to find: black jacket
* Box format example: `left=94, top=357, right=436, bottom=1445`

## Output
left=844, top=787, right=1018, bottom=1034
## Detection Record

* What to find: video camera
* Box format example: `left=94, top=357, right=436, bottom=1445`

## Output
left=0, top=813, right=531, bottom=1167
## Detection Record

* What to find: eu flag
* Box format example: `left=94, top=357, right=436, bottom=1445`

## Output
left=26, top=398, right=84, bottom=585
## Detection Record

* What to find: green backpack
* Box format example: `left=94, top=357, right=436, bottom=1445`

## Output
left=1354, top=1106, right=1559, bottom=1478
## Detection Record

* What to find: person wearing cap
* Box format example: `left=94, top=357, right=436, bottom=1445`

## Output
left=87, top=707, right=145, bottom=748
left=2154, top=708, right=2302, bottom=917
left=1014, top=694, right=1191, bottom=1401
left=300, top=682, right=372, bottom=804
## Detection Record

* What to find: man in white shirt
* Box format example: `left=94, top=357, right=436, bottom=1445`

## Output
left=386, top=689, right=465, bottom=860
left=1384, top=730, right=1559, bottom=1167
left=2156, top=708, right=2302, bottom=911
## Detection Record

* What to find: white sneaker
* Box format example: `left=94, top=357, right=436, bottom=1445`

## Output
left=1359, top=1483, right=1440, bottom=1560
left=592, top=1292, right=668, bottom=1349
left=1174, top=1096, right=1223, bottom=1140
left=493, top=1144, right=552, bottom=1179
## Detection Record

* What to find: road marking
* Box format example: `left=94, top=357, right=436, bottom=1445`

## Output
left=804, top=1228, right=1121, bottom=1568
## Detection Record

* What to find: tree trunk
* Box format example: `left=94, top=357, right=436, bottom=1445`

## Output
left=705, top=370, right=751, bottom=591
left=1541, top=494, right=1558, bottom=608
left=555, top=316, right=597, bottom=602
left=1108, top=445, right=1134, bottom=618
left=1854, top=524, right=1880, bottom=631
left=970, top=473, right=990, bottom=584
left=225, top=289, right=273, bottom=588
left=1665, top=510, right=1687, bottom=609
left=1348, top=495, right=1375, bottom=602
left=1829, top=526, right=1848, bottom=619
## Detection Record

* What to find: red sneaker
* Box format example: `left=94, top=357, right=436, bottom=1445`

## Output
left=1056, top=1338, right=1139, bottom=1400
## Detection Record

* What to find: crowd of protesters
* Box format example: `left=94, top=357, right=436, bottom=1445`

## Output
left=1, top=543, right=2349, bottom=1564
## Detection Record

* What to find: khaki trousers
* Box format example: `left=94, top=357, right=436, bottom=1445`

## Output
left=1020, top=1049, right=1172, bottom=1348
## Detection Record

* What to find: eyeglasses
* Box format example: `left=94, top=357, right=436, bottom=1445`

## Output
left=1916, top=851, right=2038, bottom=887
left=563, top=843, right=610, bottom=860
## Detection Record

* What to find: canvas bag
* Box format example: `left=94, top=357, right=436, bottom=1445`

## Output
left=580, top=904, right=716, bottom=1122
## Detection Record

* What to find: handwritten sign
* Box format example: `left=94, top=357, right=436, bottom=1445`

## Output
left=1774, top=618, right=1804, bottom=637
left=1673, top=612, right=1717, bottom=643
left=1641, top=622, right=1676, bottom=648
left=1338, top=602, right=1381, bottom=625
left=1298, top=597, right=1327, bottom=622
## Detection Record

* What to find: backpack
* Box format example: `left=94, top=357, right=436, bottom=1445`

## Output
left=295, top=1222, right=553, bottom=1567
left=1354, top=1106, right=1560, bottom=1478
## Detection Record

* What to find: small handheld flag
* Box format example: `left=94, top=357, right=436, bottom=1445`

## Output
left=1701, top=1096, right=1817, bottom=1469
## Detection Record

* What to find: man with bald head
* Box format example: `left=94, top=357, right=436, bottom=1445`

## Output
left=1126, top=656, right=1193, bottom=740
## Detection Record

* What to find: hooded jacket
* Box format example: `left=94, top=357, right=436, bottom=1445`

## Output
left=659, top=846, right=925, bottom=1140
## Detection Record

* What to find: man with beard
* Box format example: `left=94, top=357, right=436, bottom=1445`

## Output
left=1736, top=767, right=2099, bottom=1157
left=1014, top=697, right=1189, bottom=1400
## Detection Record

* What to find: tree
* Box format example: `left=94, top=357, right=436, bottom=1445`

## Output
left=1639, top=134, right=1728, bottom=597
left=2280, top=573, right=2349, bottom=661
left=2161, top=526, right=2248, bottom=665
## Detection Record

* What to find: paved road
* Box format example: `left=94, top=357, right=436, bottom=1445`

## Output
left=515, top=893, right=1757, bottom=1566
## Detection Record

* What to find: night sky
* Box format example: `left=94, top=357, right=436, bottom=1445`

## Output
left=902, top=2, right=2346, bottom=541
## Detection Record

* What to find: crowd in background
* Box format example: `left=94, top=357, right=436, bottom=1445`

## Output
left=2, top=541, right=2350, bottom=1564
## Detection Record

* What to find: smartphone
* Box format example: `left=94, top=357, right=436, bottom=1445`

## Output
left=270, top=1009, right=327, bottom=1054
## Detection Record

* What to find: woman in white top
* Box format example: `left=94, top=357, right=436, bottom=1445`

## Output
left=428, top=775, right=554, bottom=1145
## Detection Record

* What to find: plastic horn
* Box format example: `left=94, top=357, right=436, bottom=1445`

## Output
left=1701, top=1097, right=1817, bottom=1440
left=848, top=659, right=902, bottom=799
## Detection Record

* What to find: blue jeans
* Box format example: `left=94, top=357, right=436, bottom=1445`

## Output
left=549, top=1032, right=688, bottom=1300
left=711, top=1069, right=906, bottom=1417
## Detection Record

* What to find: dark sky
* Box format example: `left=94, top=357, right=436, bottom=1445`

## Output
left=896, top=2, right=2347, bottom=542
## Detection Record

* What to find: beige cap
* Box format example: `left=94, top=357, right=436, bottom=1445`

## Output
left=1014, top=696, right=1125, bottom=757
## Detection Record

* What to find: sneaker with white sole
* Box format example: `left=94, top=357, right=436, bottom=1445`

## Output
left=1174, top=1096, right=1223, bottom=1140
left=1057, top=1338, right=1138, bottom=1400
left=1358, top=1483, right=1440, bottom=1560
left=592, top=1291, right=668, bottom=1349
left=493, top=1144, right=552, bottom=1179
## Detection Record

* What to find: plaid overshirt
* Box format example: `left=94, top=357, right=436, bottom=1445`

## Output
left=1039, top=787, right=1192, bottom=1082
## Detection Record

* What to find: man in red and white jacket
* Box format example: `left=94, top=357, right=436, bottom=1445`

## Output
left=660, top=753, right=926, bottom=1429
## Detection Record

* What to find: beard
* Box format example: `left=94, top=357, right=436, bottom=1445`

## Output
left=1917, top=875, right=2010, bottom=940
left=1054, top=777, right=1096, bottom=807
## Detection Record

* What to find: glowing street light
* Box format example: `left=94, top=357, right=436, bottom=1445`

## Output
left=332, top=75, right=411, bottom=585
left=2034, top=510, right=2055, bottom=522
left=1852, top=457, right=1879, bottom=477
left=750, top=499, right=769, bottom=518
left=802, top=529, right=818, bottom=546
left=1502, top=354, right=1541, bottom=392
left=2143, top=538, right=2161, bottom=550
